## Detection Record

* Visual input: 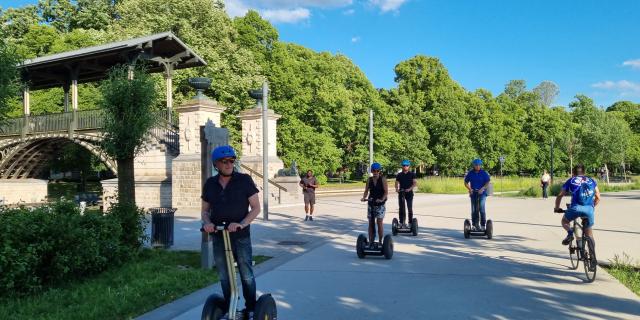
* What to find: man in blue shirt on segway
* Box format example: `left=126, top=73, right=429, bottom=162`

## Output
left=464, top=159, right=491, bottom=232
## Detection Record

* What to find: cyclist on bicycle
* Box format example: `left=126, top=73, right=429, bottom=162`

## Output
left=555, top=164, right=601, bottom=245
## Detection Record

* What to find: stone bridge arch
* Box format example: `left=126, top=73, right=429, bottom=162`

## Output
left=0, top=133, right=116, bottom=179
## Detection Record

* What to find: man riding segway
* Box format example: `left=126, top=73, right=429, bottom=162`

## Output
left=464, top=159, right=491, bottom=232
left=201, top=145, right=276, bottom=320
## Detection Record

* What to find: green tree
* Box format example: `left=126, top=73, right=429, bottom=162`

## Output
left=504, top=80, right=527, bottom=100
left=233, top=10, right=278, bottom=69
left=0, top=40, right=20, bottom=124
left=111, top=0, right=263, bottom=150
left=100, top=63, right=158, bottom=204
left=0, top=5, right=40, bottom=40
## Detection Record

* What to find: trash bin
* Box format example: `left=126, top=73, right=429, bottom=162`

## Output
left=149, top=207, right=177, bottom=248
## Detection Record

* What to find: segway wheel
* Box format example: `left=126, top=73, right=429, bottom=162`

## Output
left=486, top=220, right=493, bottom=239
left=201, top=294, right=226, bottom=320
left=356, top=234, right=367, bottom=259
left=392, top=218, right=399, bottom=236
left=464, top=219, right=471, bottom=239
left=382, top=234, right=394, bottom=259
left=411, top=218, right=418, bottom=236
left=255, top=294, right=278, bottom=320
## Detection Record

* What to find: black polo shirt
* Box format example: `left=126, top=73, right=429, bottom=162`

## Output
left=201, top=171, right=259, bottom=238
left=395, top=171, right=417, bottom=190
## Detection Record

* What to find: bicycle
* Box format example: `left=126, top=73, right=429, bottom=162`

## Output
left=555, top=207, right=597, bottom=283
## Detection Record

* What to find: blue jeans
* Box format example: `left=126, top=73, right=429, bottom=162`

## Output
left=212, top=234, right=256, bottom=312
left=470, top=193, right=487, bottom=227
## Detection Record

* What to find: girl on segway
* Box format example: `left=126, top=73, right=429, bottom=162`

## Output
left=361, top=162, right=388, bottom=249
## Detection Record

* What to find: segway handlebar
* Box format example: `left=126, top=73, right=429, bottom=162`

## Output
left=200, top=223, right=241, bottom=233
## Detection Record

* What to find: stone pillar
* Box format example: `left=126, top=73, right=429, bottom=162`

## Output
left=171, top=97, right=225, bottom=211
left=238, top=107, right=284, bottom=179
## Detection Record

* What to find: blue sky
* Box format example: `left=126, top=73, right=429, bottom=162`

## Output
left=3, top=0, right=639, bottom=107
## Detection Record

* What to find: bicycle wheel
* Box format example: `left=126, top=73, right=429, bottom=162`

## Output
left=568, top=241, right=579, bottom=270
left=582, top=237, right=597, bottom=283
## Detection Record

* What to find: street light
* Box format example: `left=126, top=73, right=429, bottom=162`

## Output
left=249, top=82, right=270, bottom=220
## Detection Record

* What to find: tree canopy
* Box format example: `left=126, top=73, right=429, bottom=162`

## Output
left=1, top=0, right=638, bottom=179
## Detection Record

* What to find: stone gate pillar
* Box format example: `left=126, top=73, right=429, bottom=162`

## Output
left=171, top=93, right=225, bottom=211
left=238, top=107, right=284, bottom=179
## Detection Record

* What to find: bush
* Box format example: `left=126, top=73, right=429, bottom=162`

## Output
left=106, top=201, right=147, bottom=253
left=518, top=186, right=541, bottom=197
left=0, top=200, right=145, bottom=296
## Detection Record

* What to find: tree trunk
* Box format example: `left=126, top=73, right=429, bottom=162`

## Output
left=117, top=157, right=136, bottom=205
left=604, top=163, right=610, bottom=185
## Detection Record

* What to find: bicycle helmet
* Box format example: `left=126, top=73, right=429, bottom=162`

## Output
left=472, top=158, right=483, bottom=166
left=401, top=160, right=411, bottom=166
left=371, top=162, right=382, bottom=171
left=211, top=145, right=237, bottom=162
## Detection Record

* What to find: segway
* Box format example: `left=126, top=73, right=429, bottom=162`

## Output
left=356, top=198, right=394, bottom=259
left=463, top=190, right=493, bottom=239
left=392, top=190, right=418, bottom=236
left=201, top=225, right=277, bottom=320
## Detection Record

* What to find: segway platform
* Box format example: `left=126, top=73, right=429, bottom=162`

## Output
left=463, top=219, right=493, bottom=239
left=201, top=225, right=277, bottom=320
left=356, top=234, right=394, bottom=259
left=392, top=218, right=418, bottom=236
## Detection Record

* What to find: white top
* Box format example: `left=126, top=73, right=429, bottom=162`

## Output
left=541, top=173, right=551, bottom=183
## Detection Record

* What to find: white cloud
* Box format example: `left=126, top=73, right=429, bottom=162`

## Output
left=622, top=59, right=640, bottom=70
left=592, top=80, right=640, bottom=96
left=369, top=0, right=408, bottom=12
left=225, top=0, right=351, bottom=23
left=351, top=36, right=361, bottom=43
left=262, top=8, right=311, bottom=23
left=343, top=8, right=356, bottom=15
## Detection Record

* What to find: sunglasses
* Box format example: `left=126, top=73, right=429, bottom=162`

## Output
left=372, top=169, right=381, bottom=173
left=219, top=158, right=236, bottom=165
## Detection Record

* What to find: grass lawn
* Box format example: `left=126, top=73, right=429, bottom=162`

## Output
left=417, top=175, right=640, bottom=197
left=605, top=255, right=640, bottom=297
left=0, top=250, right=269, bottom=320
left=322, top=181, right=366, bottom=190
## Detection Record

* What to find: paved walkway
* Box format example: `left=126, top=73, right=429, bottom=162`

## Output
left=138, top=191, right=640, bottom=319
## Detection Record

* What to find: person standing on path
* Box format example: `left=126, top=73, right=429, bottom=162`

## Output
left=201, top=145, right=261, bottom=319
left=541, top=170, right=551, bottom=199
left=395, top=160, right=417, bottom=228
left=300, top=169, right=319, bottom=221
left=464, top=159, right=491, bottom=231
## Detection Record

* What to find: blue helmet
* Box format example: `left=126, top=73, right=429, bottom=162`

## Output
left=371, top=162, right=382, bottom=171
left=401, top=160, right=411, bottom=166
left=212, top=145, right=237, bottom=162
left=472, top=158, right=483, bottom=166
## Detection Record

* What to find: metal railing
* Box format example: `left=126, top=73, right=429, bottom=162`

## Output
left=0, top=109, right=180, bottom=157
left=240, top=163, right=288, bottom=205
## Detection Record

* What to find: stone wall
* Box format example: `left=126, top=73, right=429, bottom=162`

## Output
left=171, top=154, right=202, bottom=211
left=101, top=177, right=172, bottom=211
left=0, top=179, right=48, bottom=204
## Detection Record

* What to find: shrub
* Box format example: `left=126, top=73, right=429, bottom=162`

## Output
left=0, top=200, right=145, bottom=296
left=105, top=201, right=147, bottom=253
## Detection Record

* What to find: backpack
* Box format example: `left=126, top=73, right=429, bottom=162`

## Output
left=575, top=177, right=595, bottom=206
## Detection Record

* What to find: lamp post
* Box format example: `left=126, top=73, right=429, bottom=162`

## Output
left=249, top=82, right=270, bottom=220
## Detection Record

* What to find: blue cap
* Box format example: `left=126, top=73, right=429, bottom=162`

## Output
left=212, top=145, right=237, bottom=162
left=472, top=158, right=483, bottom=166
left=401, top=160, right=411, bottom=166
left=371, top=162, right=382, bottom=171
